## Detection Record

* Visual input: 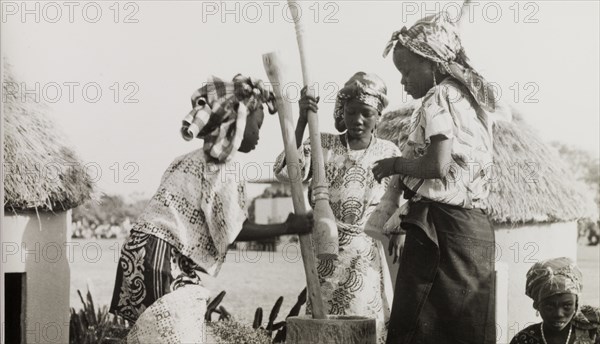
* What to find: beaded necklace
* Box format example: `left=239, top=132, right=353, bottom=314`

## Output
left=540, top=323, right=572, bottom=344
left=344, top=133, right=373, bottom=164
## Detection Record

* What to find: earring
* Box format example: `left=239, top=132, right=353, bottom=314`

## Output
left=433, top=70, right=437, bottom=86
left=535, top=310, right=539, bottom=317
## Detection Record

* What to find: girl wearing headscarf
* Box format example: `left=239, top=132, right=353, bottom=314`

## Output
left=109, top=75, right=313, bottom=323
left=371, top=12, right=498, bottom=343
left=510, top=257, right=600, bottom=344
left=274, top=72, right=401, bottom=343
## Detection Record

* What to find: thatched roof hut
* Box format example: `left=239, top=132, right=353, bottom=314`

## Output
left=377, top=104, right=598, bottom=225
left=3, top=63, right=94, bottom=212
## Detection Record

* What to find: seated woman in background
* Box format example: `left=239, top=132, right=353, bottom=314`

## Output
left=510, top=257, right=600, bottom=344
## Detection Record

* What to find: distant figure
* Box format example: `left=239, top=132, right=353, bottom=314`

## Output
left=510, top=257, right=600, bottom=344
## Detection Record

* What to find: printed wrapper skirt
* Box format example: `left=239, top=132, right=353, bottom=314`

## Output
left=109, top=230, right=203, bottom=323
left=307, top=224, right=393, bottom=344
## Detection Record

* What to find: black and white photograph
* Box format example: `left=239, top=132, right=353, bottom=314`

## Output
left=1, top=1, right=599, bottom=343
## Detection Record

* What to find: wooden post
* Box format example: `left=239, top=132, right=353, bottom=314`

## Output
left=263, top=52, right=326, bottom=319
left=286, top=0, right=338, bottom=259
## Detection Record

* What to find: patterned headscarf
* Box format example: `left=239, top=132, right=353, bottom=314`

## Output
left=333, top=72, right=389, bottom=132
left=383, top=12, right=496, bottom=113
left=525, top=257, right=583, bottom=309
left=181, top=74, right=275, bottom=162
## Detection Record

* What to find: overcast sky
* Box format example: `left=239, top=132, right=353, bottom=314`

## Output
left=3, top=1, right=599, bottom=200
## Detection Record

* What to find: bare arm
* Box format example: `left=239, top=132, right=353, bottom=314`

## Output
left=395, top=136, right=453, bottom=178
left=288, top=87, right=315, bottom=155
left=372, top=135, right=453, bottom=182
left=235, top=221, right=288, bottom=241
left=275, top=114, right=307, bottom=171
left=294, top=86, right=316, bottom=148
left=234, top=212, right=313, bottom=242
left=295, top=115, right=308, bottom=148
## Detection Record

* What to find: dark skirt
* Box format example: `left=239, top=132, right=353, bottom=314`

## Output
left=386, top=201, right=496, bottom=344
left=109, top=231, right=203, bottom=323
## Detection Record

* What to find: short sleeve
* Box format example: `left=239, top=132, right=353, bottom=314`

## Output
left=364, top=142, right=403, bottom=216
left=273, top=137, right=312, bottom=183
left=421, top=85, right=456, bottom=142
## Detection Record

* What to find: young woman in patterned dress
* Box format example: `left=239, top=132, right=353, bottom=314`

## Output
left=372, top=12, right=499, bottom=344
left=109, top=75, right=313, bottom=323
left=274, top=72, right=401, bottom=343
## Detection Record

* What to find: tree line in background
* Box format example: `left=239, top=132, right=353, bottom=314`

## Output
left=72, top=195, right=148, bottom=227
left=551, top=142, right=600, bottom=207
left=71, top=142, right=598, bottom=240
left=551, top=142, right=600, bottom=245
left=71, top=183, right=294, bottom=239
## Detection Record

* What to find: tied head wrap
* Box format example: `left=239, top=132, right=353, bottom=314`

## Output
left=333, top=72, right=389, bottom=132
left=181, top=74, right=276, bottom=162
left=383, top=12, right=496, bottom=112
left=525, top=257, right=583, bottom=309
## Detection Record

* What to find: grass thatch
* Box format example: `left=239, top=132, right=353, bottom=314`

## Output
left=3, top=61, right=94, bottom=212
left=377, top=104, right=598, bottom=225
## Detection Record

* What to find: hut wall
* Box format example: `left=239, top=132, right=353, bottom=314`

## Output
left=494, top=221, right=577, bottom=343
left=3, top=210, right=71, bottom=344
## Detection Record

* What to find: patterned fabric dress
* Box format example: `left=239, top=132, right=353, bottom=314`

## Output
left=110, top=148, right=248, bottom=322
left=510, top=305, right=600, bottom=344
left=400, top=78, right=494, bottom=209
left=386, top=78, right=497, bottom=344
left=275, top=133, right=401, bottom=344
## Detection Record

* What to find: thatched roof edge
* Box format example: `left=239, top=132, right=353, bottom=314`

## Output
left=377, top=105, right=598, bottom=225
left=3, top=60, right=95, bottom=212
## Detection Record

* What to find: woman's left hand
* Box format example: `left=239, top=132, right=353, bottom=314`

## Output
left=372, top=157, right=398, bottom=183
left=388, top=233, right=405, bottom=264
